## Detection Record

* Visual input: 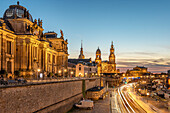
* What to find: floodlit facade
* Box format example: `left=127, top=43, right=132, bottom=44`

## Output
left=126, top=66, right=150, bottom=77
left=95, top=41, right=118, bottom=76
left=0, top=2, right=68, bottom=78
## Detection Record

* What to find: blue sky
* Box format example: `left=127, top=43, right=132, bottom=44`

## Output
left=1, top=0, right=170, bottom=73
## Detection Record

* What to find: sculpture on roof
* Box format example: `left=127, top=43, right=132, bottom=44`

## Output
left=60, top=29, right=64, bottom=37
left=38, top=18, right=42, bottom=27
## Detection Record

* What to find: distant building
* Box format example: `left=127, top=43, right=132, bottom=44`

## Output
left=126, top=66, right=150, bottom=77
left=78, top=40, right=85, bottom=59
left=0, top=2, right=68, bottom=78
left=68, top=41, right=97, bottom=77
left=168, top=70, right=170, bottom=75
left=67, top=62, right=76, bottom=77
left=95, top=41, right=119, bottom=76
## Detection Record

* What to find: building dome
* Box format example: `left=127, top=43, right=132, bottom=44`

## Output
left=96, top=47, right=101, bottom=54
left=3, top=1, right=33, bottom=22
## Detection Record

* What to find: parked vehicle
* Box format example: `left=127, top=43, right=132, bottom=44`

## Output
left=0, top=79, right=8, bottom=85
left=8, top=80, right=18, bottom=85
left=75, top=100, right=94, bottom=109
left=17, top=78, right=27, bottom=84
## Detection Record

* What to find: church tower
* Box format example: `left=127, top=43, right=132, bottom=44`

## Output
left=109, top=41, right=115, bottom=64
left=95, top=47, right=102, bottom=76
left=95, top=47, right=102, bottom=64
left=78, top=40, right=85, bottom=59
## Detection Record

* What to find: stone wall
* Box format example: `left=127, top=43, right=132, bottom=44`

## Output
left=0, top=78, right=100, bottom=113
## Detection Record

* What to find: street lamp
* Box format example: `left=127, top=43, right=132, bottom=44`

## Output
left=38, top=69, right=40, bottom=72
left=147, top=92, right=149, bottom=103
left=58, top=70, right=61, bottom=77
left=64, top=69, right=67, bottom=78
left=37, top=68, right=40, bottom=80
left=85, top=73, right=87, bottom=77
left=70, top=71, right=73, bottom=77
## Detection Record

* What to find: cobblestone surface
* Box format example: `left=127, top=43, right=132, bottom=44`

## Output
left=68, top=95, right=110, bottom=113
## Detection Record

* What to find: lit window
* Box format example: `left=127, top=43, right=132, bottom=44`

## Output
left=7, top=41, right=11, bottom=54
left=6, top=9, right=13, bottom=17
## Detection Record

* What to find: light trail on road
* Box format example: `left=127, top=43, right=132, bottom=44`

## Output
left=117, top=85, right=147, bottom=113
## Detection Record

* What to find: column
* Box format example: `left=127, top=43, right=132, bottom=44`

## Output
left=1, top=34, right=6, bottom=70
left=21, top=40, right=27, bottom=70
left=0, top=33, right=2, bottom=70
left=28, top=44, right=32, bottom=70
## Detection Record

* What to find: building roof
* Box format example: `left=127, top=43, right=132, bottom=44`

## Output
left=96, top=47, right=101, bottom=54
left=68, top=59, right=91, bottom=64
left=87, top=87, right=104, bottom=92
left=135, top=66, right=147, bottom=69
left=68, top=62, right=76, bottom=68
left=3, top=1, right=33, bottom=22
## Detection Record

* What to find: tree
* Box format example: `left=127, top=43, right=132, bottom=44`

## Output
left=55, top=73, right=59, bottom=77
left=0, top=70, right=7, bottom=77
left=14, top=70, right=20, bottom=78
left=47, top=72, right=53, bottom=78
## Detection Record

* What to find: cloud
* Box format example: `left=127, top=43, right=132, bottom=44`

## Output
left=117, top=57, right=170, bottom=73
left=118, top=52, right=157, bottom=56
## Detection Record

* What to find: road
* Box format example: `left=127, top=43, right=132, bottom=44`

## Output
left=112, top=84, right=161, bottom=113
left=117, top=86, right=147, bottom=113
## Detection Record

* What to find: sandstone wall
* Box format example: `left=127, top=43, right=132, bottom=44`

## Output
left=0, top=78, right=100, bottom=113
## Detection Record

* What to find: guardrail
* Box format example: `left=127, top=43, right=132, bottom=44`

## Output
left=0, top=77, right=100, bottom=88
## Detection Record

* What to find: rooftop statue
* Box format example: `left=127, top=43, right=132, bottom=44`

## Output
left=60, top=29, right=64, bottom=37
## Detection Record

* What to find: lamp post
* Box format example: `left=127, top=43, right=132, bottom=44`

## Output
left=37, top=69, right=40, bottom=80
left=147, top=92, right=149, bottom=103
left=70, top=71, right=73, bottom=78
left=58, top=70, right=61, bottom=78
left=64, top=69, right=67, bottom=78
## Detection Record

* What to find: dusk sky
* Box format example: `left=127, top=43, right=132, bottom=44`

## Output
left=1, top=0, right=170, bottom=73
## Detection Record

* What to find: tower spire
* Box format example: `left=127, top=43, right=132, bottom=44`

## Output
left=111, top=41, right=114, bottom=48
left=81, top=40, right=83, bottom=48
left=109, top=41, right=115, bottom=63
left=78, top=40, right=85, bottom=59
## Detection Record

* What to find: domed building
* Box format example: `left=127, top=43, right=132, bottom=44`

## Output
left=3, top=1, right=33, bottom=22
left=95, top=41, right=119, bottom=76
left=0, top=2, right=69, bottom=78
left=95, top=47, right=101, bottom=63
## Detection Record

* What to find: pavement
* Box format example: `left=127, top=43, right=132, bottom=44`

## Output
left=68, top=93, right=110, bottom=113
left=110, top=88, right=121, bottom=113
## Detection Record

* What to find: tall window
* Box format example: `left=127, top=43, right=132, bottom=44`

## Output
left=35, top=47, right=37, bottom=58
left=7, top=61, right=12, bottom=73
left=53, top=55, right=55, bottom=63
left=7, top=41, right=11, bottom=54
left=79, top=67, right=81, bottom=71
left=16, top=9, right=24, bottom=18
left=48, top=54, right=51, bottom=62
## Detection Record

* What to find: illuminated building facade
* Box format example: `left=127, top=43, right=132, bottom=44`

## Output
left=126, top=66, right=150, bottom=77
left=0, top=2, right=68, bottom=78
left=95, top=41, right=118, bottom=76
left=68, top=41, right=97, bottom=77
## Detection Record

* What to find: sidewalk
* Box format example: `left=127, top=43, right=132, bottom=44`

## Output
left=110, top=88, right=121, bottom=113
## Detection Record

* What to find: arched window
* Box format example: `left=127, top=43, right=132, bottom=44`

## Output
left=7, top=61, right=12, bottom=73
